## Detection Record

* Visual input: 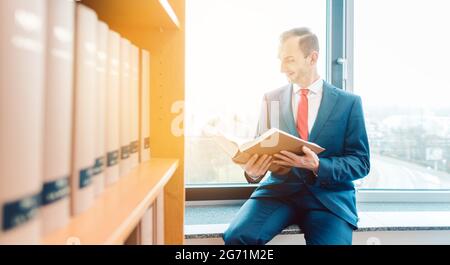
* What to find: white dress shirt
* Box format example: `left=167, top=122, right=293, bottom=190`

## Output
left=292, top=78, right=323, bottom=134
left=246, top=78, right=324, bottom=180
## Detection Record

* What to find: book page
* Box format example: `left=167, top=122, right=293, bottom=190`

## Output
left=239, top=128, right=279, bottom=150
left=213, top=135, right=240, bottom=158
left=240, top=128, right=325, bottom=155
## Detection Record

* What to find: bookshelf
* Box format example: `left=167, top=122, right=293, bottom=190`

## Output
left=86, top=0, right=184, bottom=245
left=43, top=158, right=178, bottom=245
left=44, top=0, right=185, bottom=245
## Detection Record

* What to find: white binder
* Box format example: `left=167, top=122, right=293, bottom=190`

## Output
left=0, top=0, right=46, bottom=244
left=140, top=50, right=151, bottom=162
left=41, top=0, right=74, bottom=236
left=129, top=45, right=140, bottom=169
left=119, top=38, right=131, bottom=177
left=71, top=4, right=97, bottom=215
left=93, top=21, right=108, bottom=197
left=141, top=206, right=154, bottom=245
left=105, top=30, right=121, bottom=186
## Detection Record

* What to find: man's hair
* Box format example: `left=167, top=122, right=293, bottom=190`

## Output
left=280, top=27, right=319, bottom=57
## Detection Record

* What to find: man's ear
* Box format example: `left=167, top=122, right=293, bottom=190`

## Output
left=309, top=51, right=319, bottom=65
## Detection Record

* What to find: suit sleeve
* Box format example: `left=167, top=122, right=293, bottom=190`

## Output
left=314, top=96, right=371, bottom=185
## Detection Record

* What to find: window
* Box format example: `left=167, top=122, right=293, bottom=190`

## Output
left=186, top=0, right=327, bottom=185
left=354, top=0, right=450, bottom=190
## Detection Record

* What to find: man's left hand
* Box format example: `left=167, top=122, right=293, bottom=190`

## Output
left=273, top=146, right=320, bottom=176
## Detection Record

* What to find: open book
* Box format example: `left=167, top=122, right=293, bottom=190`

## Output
left=214, top=128, right=325, bottom=165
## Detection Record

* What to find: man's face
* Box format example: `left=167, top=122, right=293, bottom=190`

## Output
left=278, top=36, right=314, bottom=84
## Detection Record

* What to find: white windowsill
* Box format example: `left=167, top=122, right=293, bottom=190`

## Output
left=186, top=211, right=450, bottom=239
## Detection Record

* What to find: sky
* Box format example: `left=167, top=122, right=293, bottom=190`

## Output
left=354, top=0, right=450, bottom=109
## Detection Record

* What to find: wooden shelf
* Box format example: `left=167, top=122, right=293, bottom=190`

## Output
left=82, top=0, right=181, bottom=30
left=77, top=0, right=186, bottom=244
left=42, top=158, right=179, bottom=245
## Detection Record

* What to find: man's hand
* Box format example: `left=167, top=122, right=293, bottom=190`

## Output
left=273, top=146, right=320, bottom=175
left=269, top=164, right=292, bottom=175
left=242, top=154, right=272, bottom=179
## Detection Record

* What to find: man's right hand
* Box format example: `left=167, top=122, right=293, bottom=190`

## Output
left=243, top=154, right=272, bottom=179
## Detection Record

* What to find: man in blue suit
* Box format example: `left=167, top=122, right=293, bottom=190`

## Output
left=223, top=27, right=370, bottom=245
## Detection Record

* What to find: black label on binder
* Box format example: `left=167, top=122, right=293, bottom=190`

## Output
left=144, top=137, right=150, bottom=149
left=41, top=177, right=70, bottom=206
left=121, top=145, right=130, bottom=159
left=130, top=141, right=139, bottom=154
left=79, top=166, right=93, bottom=188
left=93, top=156, right=105, bottom=175
left=2, top=193, right=41, bottom=231
left=107, top=150, right=119, bottom=167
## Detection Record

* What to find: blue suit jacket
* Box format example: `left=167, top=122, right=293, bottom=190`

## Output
left=248, top=81, right=370, bottom=228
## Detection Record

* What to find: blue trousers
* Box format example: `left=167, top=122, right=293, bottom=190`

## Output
left=223, top=186, right=354, bottom=245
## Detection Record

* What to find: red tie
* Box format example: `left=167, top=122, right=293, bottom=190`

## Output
left=296, top=88, right=309, bottom=140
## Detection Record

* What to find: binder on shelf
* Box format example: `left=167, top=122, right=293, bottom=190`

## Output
left=41, top=0, right=74, bottom=236
left=155, top=193, right=164, bottom=245
left=93, top=21, right=108, bottom=196
left=0, top=0, right=46, bottom=244
left=105, top=30, right=121, bottom=186
left=129, top=45, right=140, bottom=169
left=140, top=50, right=151, bottom=163
left=140, top=205, right=154, bottom=245
left=71, top=4, right=98, bottom=215
left=119, top=38, right=131, bottom=177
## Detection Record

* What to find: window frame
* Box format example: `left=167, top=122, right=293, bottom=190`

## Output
left=185, top=0, right=450, bottom=203
left=187, top=185, right=450, bottom=203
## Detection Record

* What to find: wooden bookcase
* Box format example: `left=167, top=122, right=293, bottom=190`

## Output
left=43, top=159, right=179, bottom=244
left=42, top=0, right=185, bottom=245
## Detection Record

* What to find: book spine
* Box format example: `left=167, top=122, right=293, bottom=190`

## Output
left=105, top=30, right=121, bottom=186
left=119, top=38, right=131, bottom=177
left=71, top=4, right=97, bottom=216
left=129, top=44, right=140, bottom=169
left=41, top=0, right=74, bottom=236
left=140, top=50, right=151, bottom=162
left=140, top=206, right=154, bottom=245
left=93, top=21, right=108, bottom=197
left=0, top=0, right=46, bottom=244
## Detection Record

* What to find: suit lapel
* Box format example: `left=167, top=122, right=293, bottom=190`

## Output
left=309, top=82, right=339, bottom=142
left=280, top=84, right=299, bottom=137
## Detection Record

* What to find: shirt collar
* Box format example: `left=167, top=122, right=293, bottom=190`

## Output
left=293, top=78, right=323, bottom=95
